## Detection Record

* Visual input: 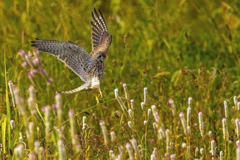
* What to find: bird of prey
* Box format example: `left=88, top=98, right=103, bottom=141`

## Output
left=31, top=8, right=112, bottom=97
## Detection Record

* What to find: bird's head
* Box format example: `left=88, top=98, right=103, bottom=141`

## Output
left=93, top=52, right=106, bottom=61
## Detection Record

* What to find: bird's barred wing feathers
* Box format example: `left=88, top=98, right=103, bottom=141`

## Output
left=31, top=39, right=94, bottom=82
left=91, top=8, right=112, bottom=55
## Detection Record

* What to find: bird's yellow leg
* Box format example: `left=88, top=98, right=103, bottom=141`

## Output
left=98, top=88, right=104, bottom=99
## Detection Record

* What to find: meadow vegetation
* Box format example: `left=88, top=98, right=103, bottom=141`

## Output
left=1, top=0, right=240, bottom=159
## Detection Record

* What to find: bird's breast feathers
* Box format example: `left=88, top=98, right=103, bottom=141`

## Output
left=91, top=77, right=100, bottom=89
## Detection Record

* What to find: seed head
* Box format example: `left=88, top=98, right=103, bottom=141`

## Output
left=10, top=120, right=14, bottom=129
left=169, top=99, right=176, bottom=116
left=128, top=121, right=132, bottom=128
left=130, top=99, right=134, bottom=109
left=125, top=143, right=134, bottom=160
left=110, top=131, right=116, bottom=142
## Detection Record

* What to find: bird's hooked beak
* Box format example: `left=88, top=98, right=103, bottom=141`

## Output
left=102, top=54, right=106, bottom=59
left=101, top=54, right=106, bottom=61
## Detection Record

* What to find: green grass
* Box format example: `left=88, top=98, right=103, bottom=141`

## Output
left=1, top=0, right=240, bottom=159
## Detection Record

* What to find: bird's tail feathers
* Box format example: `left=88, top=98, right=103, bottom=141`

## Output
left=57, top=83, right=90, bottom=94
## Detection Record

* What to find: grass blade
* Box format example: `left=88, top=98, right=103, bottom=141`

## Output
left=1, top=117, right=6, bottom=153
left=4, top=51, right=11, bottom=157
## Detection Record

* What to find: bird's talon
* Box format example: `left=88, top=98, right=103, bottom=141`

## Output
left=98, top=90, right=104, bottom=98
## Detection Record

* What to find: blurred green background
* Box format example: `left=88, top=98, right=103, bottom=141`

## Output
left=1, top=0, right=240, bottom=158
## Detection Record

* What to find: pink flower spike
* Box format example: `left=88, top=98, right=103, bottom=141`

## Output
left=8, top=81, right=12, bottom=85
left=41, top=106, right=45, bottom=112
left=19, top=97, right=23, bottom=103
left=45, top=105, right=50, bottom=110
left=47, top=78, right=53, bottom=86
left=29, top=121, right=34, bottom=126
left=22, top=62, right=28, bottom=69
left=168, top=99, right=173, bottom=103
left=179, top=111, right=184, bottom=117
left=47, top=80, right=53, bottom=86
left=14, top=88, right=19, bottom=92
left=28, top=72, right=32, bottom=78
left=29, top=151, right=35, bottom=159
left=40, top=68, right=46, bottom=74
left=237, top=143, right=240, bottom=159
left=164, top=153, right=170, bottom=158
left=25, top=51, right=29, bottom=57
left=100, top=120, right=105, bottom=125
left=34, top=140, right=39, bottom=145
left=31, top=110, right=36, bottom=114
left=33, top=58, right=39, bottom=67
left=19, top=144, right=24, bottom=148
left=33, top=49, right=39, bottom=56
left=30, top=69, right=36, bottom=77
left=52, top=104, right=56, bottom=109
left=55, top=93, right=61, bottom=98
left=68, top=109, right=74, bottom=116
left=18, top=49, right=25, bottom=56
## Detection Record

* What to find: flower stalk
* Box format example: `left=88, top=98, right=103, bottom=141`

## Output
left=69, top=109, right=77, bottom=152
left=114, top=89, right=127, bottom=112
left=100, top=120, right=109, bottom=146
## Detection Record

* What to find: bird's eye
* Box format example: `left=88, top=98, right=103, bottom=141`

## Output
left=98, top=55, right=102, bottom=58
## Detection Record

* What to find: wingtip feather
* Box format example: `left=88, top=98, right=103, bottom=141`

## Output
left=94, top=8, right=99, bottom=17
left=94, top=8, right=97, bottom=13
left=98, top=9, right=103, bottom=18
left=91, top=12, right=94, bottom=20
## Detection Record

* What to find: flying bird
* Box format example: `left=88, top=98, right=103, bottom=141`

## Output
left=31, top=8, right=112, bottom=97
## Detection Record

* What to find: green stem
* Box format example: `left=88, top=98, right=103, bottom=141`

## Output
left=4, top=51, right=12, bottom=159
left=96, top=96, right=104, bottom=121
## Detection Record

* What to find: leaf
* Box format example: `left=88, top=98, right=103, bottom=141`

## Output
left=162, top=38, right=170, bottom=49
left=4, top=51, right=11, bottom=155
left=35, top=103, right=45, bottom=123
left=1, top=117, right=6, bottom=153
left=171, top=70, right=182, bottom=87
left=153, top=72, right=171, bottom=78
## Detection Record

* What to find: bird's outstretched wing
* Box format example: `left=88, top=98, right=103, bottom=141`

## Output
left=31, top=38, right=94, bottom=82
left=91, top=8, right=112, bottom=56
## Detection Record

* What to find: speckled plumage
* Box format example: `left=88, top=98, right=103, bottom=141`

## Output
left=31, top=8, right=112, bottom=94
